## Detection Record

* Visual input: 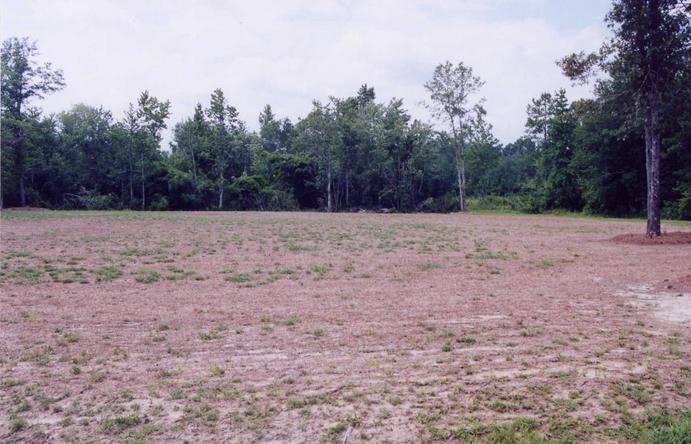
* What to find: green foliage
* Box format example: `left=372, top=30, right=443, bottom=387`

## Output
left=421, top=194, right=459, bottom=213
left=1, top=31, right=689, bottom=219
left=94, top=266, right=122, bottom=282
left=9, top=416, right=28, bottom=434
left=466, top=195, right=531, bottom=213
left=226, top=175, right=294, bottom=210
left=256, top=151, right=319, bottom=208
left=134, top=270, right=161, bottom=284
left=452, top=417, right=544, bottom=443
left=100, top=415, right=141, bottom=434
left=616, top=410, right=691, bottom=444
left=524, top=89, right=581, bottom=212
left=10, top=267, right=43, bottom=285
left=424, top=61, right=486, bottom=211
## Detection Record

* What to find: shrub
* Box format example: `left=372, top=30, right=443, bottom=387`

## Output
left=149, top=195, right=169, bottom=211
left=64, top=189, right=115, bottom=210
left=466, top=194, right=532, bottom=213
left=420, top=193, right=459, bottom=213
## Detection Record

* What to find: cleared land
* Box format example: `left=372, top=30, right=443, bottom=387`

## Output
left=0, top=211, right=689, bottom=443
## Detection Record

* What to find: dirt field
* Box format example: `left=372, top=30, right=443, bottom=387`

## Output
left=1, top=211, right=689, bottom=443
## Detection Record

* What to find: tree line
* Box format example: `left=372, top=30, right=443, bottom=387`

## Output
left=2, top=0, right=689, bottom=227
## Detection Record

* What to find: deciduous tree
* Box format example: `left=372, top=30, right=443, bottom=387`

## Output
left=1, top=37, right=64, bottom=207
left=558, top=0, right=689, bottom=236
left=424, top=61, right=485, bottom=212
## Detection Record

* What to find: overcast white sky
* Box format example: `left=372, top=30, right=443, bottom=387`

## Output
left=2, top=0, right=611, bottom=146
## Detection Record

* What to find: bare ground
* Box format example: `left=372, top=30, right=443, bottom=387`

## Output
left=0, top=211, right=689, bottom=443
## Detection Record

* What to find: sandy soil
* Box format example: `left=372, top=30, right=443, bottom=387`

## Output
left=0, top=211, right=689, bottom=443
left=612, top=231, right=691, bottom=245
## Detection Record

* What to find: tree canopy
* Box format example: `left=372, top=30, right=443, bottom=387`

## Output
left=1, top=5, right=689, bottom=226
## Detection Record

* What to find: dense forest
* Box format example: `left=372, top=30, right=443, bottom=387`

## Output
left=2, top=2, right=689, bottom=220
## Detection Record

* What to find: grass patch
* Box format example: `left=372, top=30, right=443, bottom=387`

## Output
left=183, top=402, right=219, bottom=425
left=94, top=266, right=123, bottom=282
left=614, top=410, right=691, bottom=443
left=11, top=267, right=43, bottom=284
left=208, top=365, right=225, bottom=377
left=100, top=415, right=141, bottom=434
left=135, top=270, right=161, bottom=284
left=310, top=265, right=330, bottom=279
left=225, top=273, right=253, bottom=283
left=416, top=262, right=441, bottom=271
left=452, top=417, right=542, bottom=442
left=613, top=381, right=652, bottom=405
left=458, top=336, right=477, bottom=345
left=284, top=316, right=300, bottom=326
left=9, top=416, right=28, bottom=434
left=63, top=332, right=79, bottom=343
left=199, top=325, right=225, bottom=341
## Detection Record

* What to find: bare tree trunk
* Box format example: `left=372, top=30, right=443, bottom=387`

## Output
left=345, top=172, right=349, bottom=209
left=455, top=160, right=464, bottom=212
left=644, top=89, right=661, bottom=237
left=416, top=170, right=425, bottom=208
left=459, top=142, right=466, bottom=212
left=327, top=163, right=332, bottom=212
left=189, top=144, right=197, bottom=182
left=140, top=152, right=146, bottom=210
left=128, top=151, right=134, bottom=206
left=19, top=173, right=26, bottom=207
left=14, top=127, right=27, bottom=207
left=449, top=119, right=466, bottom=213
left=218, top=172, right=224, bottom=209
left=243, top=147, right=248, bottom=176
left=454, top=143, right=466, bottom=212
left=334, top=177, right=341, bottom=211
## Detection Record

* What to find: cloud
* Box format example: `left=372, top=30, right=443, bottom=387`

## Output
left=2, top=0, right=608, bottom=146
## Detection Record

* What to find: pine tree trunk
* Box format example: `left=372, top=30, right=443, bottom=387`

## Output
left=644, top=90, right=661, bottom=237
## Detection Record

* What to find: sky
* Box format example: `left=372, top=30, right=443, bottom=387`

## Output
left=2, top=0, right=612, bottom=147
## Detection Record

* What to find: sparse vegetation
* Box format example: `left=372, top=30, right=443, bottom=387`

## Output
left=135, top=270, right=161, bottom=283
left=3, top=1, right=691, bottom=438
left=100, top=415, right=141, bottom=434
left=1, top=209, right=689, bottom=442
left=94, top=266, right=122, bottom=282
